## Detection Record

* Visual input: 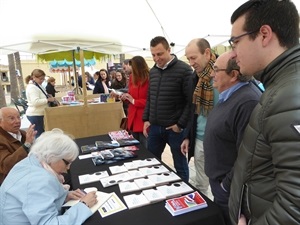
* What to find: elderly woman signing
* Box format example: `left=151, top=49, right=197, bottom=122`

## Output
left=0, top=129, right=98, bottom=225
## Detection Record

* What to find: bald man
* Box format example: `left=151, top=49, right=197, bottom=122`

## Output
left=0, top=107, right=36, bottom=184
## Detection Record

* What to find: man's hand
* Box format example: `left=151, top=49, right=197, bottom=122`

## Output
left=238, top=214, right=247, bottom=225
left=166, top=124, right=182, bottom=133
left=181, top=138, right=189, bottom=155
left=143, top=121, right=150, bottom=137
left=25, top=124, right=37, bottom=144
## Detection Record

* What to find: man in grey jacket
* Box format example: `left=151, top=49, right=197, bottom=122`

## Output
left=228, top=1, right=300, bottom=225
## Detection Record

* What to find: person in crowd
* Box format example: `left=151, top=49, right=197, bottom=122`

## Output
left=143, top=36, right=193, bottom=182
left=45, top=76, right=59, bottom=97
left=111, top=69, right=127, bottom=90
left=203, top=51, right=261, bottom=225
left=42, top=75, right=50, bottom=89
left=181, top=38, right=218, bottom=195
left=93, top=69, right=110, bottom=94
left=109, top=70, right=117, bottom=83
left=70, top=76, right=75, bottom=87
left=122, top=59, right=131, bottom=85
left=121, top=56, right=149, bottom=149
left=85, top=71, right=95, bottom=90
left=25, top=69, right=55, bottom=138
left=78, top=72, right=94, bottom=90
left=100, top=69, right=111, bottom=88
left=0, top=128, right=98, bottom=224
left=228, top=1, right=300, bottom=225
left=0, top=107, right=36, bottom=185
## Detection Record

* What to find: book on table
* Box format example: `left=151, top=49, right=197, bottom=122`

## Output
left=165, top=191, right=207, bottom=216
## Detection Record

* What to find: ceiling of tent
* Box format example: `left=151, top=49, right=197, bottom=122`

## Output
left=0, top=0, right=299, bottom=63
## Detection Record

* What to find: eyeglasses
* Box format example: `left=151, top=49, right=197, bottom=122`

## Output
left=228, top=30, right=257, bottom=49
left=213, top=68, right=227, bottom=73
left=62, top=159, right=71, bottom=166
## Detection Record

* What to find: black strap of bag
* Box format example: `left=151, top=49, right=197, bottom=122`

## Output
left=33, top=81, right=59, bottom=107
left=33, top=81, right=49, bottom=98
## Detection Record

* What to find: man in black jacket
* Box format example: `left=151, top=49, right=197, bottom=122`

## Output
left=143, top=36, right=193, bottom=182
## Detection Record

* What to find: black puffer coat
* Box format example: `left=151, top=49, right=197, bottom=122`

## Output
left=143, top=55, right=193, bottom=128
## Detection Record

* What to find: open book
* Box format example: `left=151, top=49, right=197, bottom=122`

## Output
left=62, top=190, right=112, bottom=214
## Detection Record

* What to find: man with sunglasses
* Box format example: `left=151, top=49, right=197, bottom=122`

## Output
left=203, top=51, right=261, bottom=225
left=228, top=1, right=300, bottom=225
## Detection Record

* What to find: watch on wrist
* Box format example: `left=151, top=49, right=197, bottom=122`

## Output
left=24, top=142, right=32, bottom=148
left=23, top=142, right=32, bottom=153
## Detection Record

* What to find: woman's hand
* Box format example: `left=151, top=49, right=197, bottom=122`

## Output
left=80, top=191, right=98, bottom=208
left=65, top=189, right=86, bottom=202
left=121, top=93, right=134, bottom=104
left=47, top=94, right=55, bottom=102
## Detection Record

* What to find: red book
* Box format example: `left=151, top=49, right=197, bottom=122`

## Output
left=165, top=191, right=207, bottom=216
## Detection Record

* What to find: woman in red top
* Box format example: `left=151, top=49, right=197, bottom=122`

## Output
left=121, top=56, right=149, bottom=149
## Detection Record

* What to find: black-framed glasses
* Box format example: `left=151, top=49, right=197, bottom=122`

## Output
left=62, top=159, right=71, bottom=166
left=213, top=68, right=227, bottom=73
left=228, top=30, right=257, bottom=49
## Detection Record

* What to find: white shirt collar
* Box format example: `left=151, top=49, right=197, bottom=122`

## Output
left=8, top=131, right=22, bottom=142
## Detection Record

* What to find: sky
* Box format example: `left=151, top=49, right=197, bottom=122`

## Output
left=0, top=0, right=299, bottom=64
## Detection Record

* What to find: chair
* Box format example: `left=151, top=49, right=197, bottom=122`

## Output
left=11, top=98, right=27, bottom=116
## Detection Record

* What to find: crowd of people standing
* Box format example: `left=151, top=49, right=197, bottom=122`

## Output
left=1, top=1, right=299, bottom=224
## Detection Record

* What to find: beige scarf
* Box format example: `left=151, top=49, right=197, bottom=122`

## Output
left=193, top=53, right=216, bottom=116
left=41, top=160, right=70, bottom=190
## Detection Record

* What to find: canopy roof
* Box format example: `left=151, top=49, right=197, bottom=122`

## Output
left=0, top=0, right=299, bottom=61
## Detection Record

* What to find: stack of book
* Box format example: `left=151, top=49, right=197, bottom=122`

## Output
left=165, top=191, right=207, bottom=216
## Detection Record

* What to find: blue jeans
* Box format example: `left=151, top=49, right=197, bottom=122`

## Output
left=26, top=115, right=44, bottom=139
left=147, top=125, right=189, bottom=182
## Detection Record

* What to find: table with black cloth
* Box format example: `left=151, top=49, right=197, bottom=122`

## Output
left=70, top=135, right=226, bottom=225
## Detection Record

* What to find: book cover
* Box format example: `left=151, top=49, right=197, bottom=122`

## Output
left=81, top=144, right=99, bottom=154
left=123, top=193, right=150, bottom=209
left=98, top=192, right=127, bottom=217
left=165, top=191, right=207, bottom=216
left=116, top=138, right=140, bottom=146
left=108, top=130, right=133, bottom=140
left=142, top=189, right=166, bottom=203
left=156, top=182, right=194, bottom=199
left=110, top=149, right=137, bottom=160
left=95, top=140, right=120, bottom=149
left=118, top=180, right=140, bottom=193
left=78, top=171, right=109, bottom=185
left=147, top=171, right=181, bottom=186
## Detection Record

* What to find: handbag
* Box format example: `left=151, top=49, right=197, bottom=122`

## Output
left=48, top=99, right=60, bottom=107
left=120, top=117, right=128, bottom=130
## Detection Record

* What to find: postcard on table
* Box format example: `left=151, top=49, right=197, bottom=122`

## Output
left=98, top=192, right=127, bottom=217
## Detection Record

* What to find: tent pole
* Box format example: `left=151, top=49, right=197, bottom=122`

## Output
left=80, top=49, right=87, bottom=106
left=72, top=50, right=79, bottom=94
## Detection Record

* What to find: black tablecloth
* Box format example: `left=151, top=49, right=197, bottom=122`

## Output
left=70, top=135, right=225, bottom=225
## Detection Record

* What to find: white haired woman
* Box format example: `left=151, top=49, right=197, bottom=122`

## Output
left=0, top=129, right=98, bottom=225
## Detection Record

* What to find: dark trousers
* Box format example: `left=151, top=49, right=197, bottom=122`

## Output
left=26, top=115, right=44, bottom=138
left=131, top=131, right=147, bottom=150
left=209, top=178, right=231, bottom=225
left=147, top=125, right=189, bottom=182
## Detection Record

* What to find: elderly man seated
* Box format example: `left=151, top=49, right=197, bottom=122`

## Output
left=0, top=107, right=36, bottom=184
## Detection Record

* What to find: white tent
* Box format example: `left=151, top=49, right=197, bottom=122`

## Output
left=0, top=0, right=299, bottom=61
